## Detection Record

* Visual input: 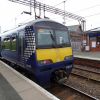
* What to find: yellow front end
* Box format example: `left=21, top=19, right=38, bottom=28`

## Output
left=36, top=47, right=73, bottom=63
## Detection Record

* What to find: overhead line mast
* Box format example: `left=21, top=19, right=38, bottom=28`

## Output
left=9, top=0, right=86, bottom=31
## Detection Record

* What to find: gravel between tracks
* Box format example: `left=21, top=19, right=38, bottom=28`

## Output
left=48, top=83, right=93, bottom=100
left=65, top=74, right=100, bottom=99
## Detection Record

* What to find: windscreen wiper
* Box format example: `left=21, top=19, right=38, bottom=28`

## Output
left=49, top=31, right=56, bottom=48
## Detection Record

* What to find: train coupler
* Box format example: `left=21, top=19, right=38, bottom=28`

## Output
left=51, top=69, right=68, bottom=83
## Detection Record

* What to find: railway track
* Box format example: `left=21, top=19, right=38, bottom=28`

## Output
left=64, top=73, right=100, bottom=100
left=48, top=82, right=99, bottom=100
left=74, top=65, right=100, bottom=74
left=72, top=65, right=100, bottom=82
left=48, top=63, right=100, bottom=100
left=74, top=57, right=100, bottom=68
left=62, top=83, right=98, bottom=100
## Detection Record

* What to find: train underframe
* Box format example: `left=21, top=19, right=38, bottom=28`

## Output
left=35, top=63, right=73, bottom=87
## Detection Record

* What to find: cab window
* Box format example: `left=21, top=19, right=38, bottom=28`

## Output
left=37, top=29, right=54, bottom=48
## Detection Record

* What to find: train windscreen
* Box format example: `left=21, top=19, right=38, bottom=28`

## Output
left=37, top=28, right=70, bottom=49
left=55, top=30, right=70, bottom=47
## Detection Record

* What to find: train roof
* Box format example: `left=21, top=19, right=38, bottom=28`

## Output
left=0, top=18, right=66, bottom=37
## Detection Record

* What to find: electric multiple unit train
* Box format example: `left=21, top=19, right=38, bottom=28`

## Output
left=0, top=19, right=74, bottom=87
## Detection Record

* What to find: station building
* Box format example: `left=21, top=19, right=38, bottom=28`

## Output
left=68, top=25, right=82, bottom=51
left=83, top=28, right=100, bottom=52
left=68, top=25, right=100, bottom=52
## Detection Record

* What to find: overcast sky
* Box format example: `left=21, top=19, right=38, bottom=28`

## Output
left=1, top=0, right=100, bottom=32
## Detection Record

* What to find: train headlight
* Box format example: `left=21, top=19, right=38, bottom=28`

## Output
left=64, top=55, right=73, bottom=60
left=38, top=59, right=52, bottom=65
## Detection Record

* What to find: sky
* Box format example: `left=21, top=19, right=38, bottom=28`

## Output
left=1, top=0, right=100, bottom=32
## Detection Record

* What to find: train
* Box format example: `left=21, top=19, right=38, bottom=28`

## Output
left=0, top=19, right=74, bottom=87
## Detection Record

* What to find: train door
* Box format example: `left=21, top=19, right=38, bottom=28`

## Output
left=18, top=30, right=25, bottom=66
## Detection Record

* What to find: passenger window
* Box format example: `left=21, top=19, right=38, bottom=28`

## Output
left=11, top=35, right=16, bottom=51
left=3, top=37, right=11, bottom=50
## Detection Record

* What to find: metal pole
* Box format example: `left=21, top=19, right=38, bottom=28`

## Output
left=30, top=0, right=32, bottom=15
left=34, top=0, right=36, bottom=19
left=39, top=4, right=41, bottom=18
left=44, top=5, right=45, bottom=18
left=63, top=1, right=66, bottom=25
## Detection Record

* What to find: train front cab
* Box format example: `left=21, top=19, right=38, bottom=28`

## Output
left=34, top=21, right=74, bottom=87
left=36, top=48, right=73, bottom=86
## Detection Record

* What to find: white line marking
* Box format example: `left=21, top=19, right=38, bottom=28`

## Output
left=74, top=55, right=100, bottom=61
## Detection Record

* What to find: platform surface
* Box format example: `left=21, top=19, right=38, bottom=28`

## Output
left=74, top=51, right=100, bottom=61
left=0, top=60, right=59, bottom=100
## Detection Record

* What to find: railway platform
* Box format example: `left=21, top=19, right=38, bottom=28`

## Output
left=0, top=60, right=59, bottom=100
left=74, top=51, right=100, bottom=61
